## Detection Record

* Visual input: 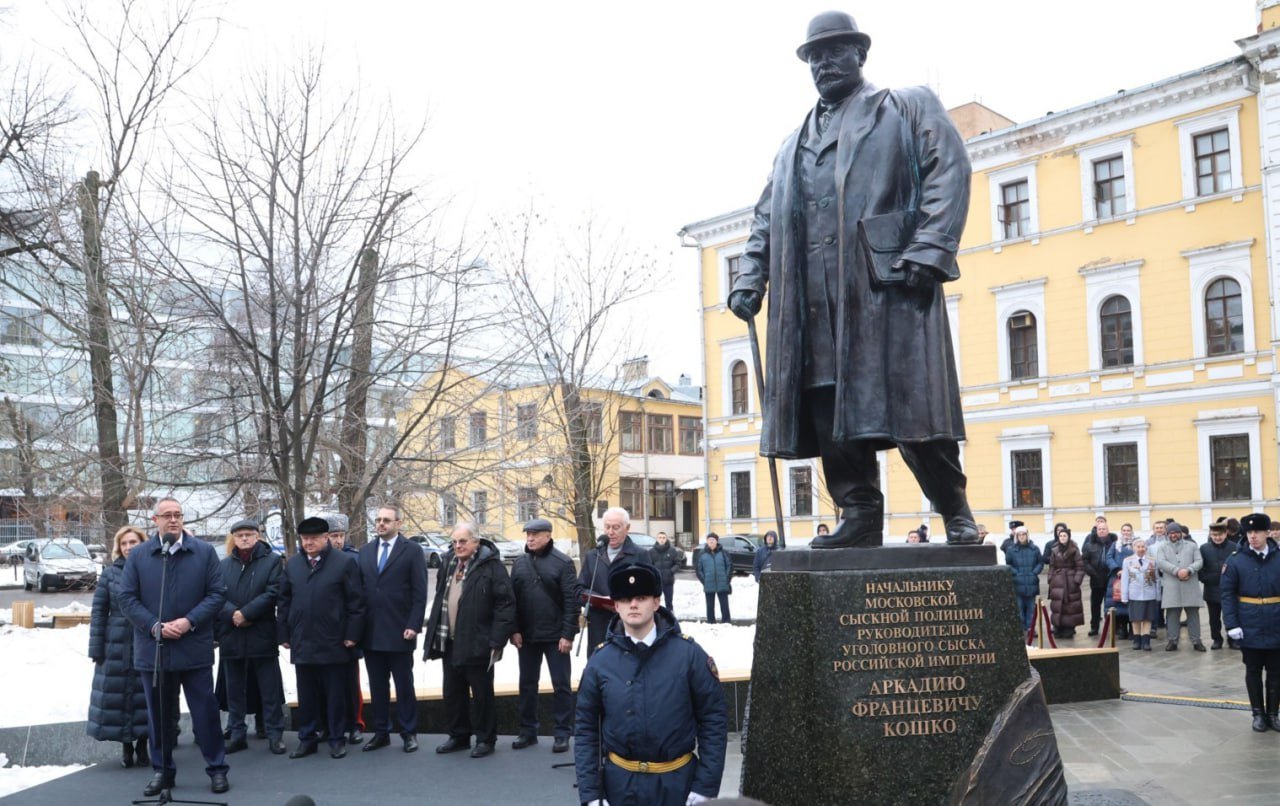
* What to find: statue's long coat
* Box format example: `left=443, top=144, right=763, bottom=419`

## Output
left=734, top=81, right=971, bottom=459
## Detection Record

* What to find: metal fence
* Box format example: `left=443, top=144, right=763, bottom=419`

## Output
left=0, top=517, right=107, bottom=546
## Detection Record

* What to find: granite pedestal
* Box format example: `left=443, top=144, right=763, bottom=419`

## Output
left=742, top=544, right=1067, bottom=805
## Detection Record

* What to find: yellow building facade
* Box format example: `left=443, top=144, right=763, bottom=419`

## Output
left=682, top=15, right=1280, bottom=543
left=402, top=361, right=705, bottom=544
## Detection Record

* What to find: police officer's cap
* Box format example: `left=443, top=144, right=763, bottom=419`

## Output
left=609, top=562, right=662, bottom=600
left=297, top=517, right=330, bottom=535
left=522, top=517, right=553, bottom=533
left=327, top=513, right=349, bottom=533
left=1241, top=512, right=1271, bottom=533
left=229, top=519, right=260, bottom=534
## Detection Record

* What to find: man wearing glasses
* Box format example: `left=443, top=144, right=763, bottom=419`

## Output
left=358, top=505, right=428, bottom=754
left=118, top=497, right=230, bottom=796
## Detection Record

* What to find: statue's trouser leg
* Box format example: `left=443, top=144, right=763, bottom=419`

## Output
left=806, top=388, right=883, bottom=545
left=897, top=440, right=978, bottom=542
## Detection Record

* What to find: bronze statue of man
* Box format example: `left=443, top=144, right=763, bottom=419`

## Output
left=728, top=11, right=979, bottom=547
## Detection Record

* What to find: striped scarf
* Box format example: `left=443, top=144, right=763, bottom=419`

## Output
left=432, top=556, right=469, bottom=654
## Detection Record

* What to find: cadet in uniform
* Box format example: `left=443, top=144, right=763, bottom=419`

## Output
left=573, top=562, right=727, bottom=806
left=1222, top=512, right=1280, bottom=732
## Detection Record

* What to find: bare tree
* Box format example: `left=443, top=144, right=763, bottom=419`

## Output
left=489, top=208, right=656, bottom=556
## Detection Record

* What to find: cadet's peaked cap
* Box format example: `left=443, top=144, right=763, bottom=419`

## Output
left=1241, top=512, right=1271, bottom=533
left=327, top=514, right=349, bottom=533
left=523, top=518, right=553, bottom=533
left=228, top=519, right=260, bottom=534
left=297, top=517, right=330, bottom=535
left=796, top=11, right=871, bottom=61
left=609, top=562, right=662, bottom=600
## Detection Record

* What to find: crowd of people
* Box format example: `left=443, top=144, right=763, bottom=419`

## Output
left=995, top=512, right=1280, bottom=733
left=86, top=500, right=729, bottom=803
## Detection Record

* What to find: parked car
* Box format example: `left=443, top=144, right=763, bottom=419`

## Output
left=626, top=532, right=656, bottom=551
left=408, top=532, right=450, bottom=568
left=490, top=534, right=524, bottom=564
left=24, top=539, right=100, bottom=592
left=718, top=534, right=759, bottom=575
left=1, top=538, right=39, bottom=559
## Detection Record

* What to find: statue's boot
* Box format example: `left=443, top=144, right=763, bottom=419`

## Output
left=813, top=501, right=884, bottom=548
left=898, top=440, right=980, bottom=544
left=812, top=437, right=883, bottom=549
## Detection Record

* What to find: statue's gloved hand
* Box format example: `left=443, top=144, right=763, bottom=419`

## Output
left=900, top=260, right=938, bottom=293
left=728, top=289, right=762, bottom=321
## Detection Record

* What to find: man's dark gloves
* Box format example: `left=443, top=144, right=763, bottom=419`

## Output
left=728, top=289, right=762, bottom=321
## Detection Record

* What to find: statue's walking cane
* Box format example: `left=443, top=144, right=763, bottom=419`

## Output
left=747, top=316, right=787, bottom=548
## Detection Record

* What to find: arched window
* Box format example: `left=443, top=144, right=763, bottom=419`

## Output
left=1007, top=311, right=1038, bottom=380
left=1204, top=277, right=1243, bottom=356
left=730, top=360, right=749, bottom=415
left=1099, top=295, right=1133, bottom=368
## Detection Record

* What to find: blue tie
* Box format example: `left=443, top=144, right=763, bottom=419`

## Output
left=378, top=541, right=390, bottom=573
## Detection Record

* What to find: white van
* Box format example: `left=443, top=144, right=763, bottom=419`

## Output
left=24, top=539, right=100, bottom=592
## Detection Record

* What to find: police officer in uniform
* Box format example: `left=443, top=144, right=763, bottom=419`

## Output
left=574, top=562, right=727, bottom=806
left=1222, top=512, right=1280, bottom=732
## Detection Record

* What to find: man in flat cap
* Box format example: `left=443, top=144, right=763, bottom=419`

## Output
left=277, top=517, right=365, bottom=759
left=1153, top=522, right=1205, bottom=651
left=575, top=562, right=727, bottom=806
left=325, top=513, right=367, bottom=746
left=729, top=11, right=977, bottom=548
left=358, top=504, right=428, bottom=753
left=1222, top=512, right=1280, bottom=731
left=509, top=517, right=579, bottom=753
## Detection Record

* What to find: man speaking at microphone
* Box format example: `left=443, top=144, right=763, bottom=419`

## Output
left=118, top=497, right=230, bottom=796
left=577, top=508, right=651, bottom=656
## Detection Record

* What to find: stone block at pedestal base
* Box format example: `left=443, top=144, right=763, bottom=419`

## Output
left=742, top=548, right=1067, bottom=806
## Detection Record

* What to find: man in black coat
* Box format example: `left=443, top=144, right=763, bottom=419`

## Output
left=358, top=505, right=428, bottom=754
left=577, top=507, right=653, bottom=656
left=1082, top=517, right=1117, bottom=636
left=216, top=519, right=286, bottom=755
left=728, top=11, right=978, bottom=549
left=1201, top=520, right=1235, bottom=650
left=326, top=515, right=366, bottom=746
left=650, top=531, right=685, bottom=611
left=509, top=518, right=579, bottom=753
left=423, top=523, right=516, bottom=758
left=277, top=517, right=365, bottom=760
left=118, top=497, right=229, bottom=797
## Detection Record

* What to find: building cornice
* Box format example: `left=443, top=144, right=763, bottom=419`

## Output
left=678, top=207, right=753, bottom=248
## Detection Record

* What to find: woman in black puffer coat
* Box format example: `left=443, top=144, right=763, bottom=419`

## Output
left=87, top=525, right=150, bottom=768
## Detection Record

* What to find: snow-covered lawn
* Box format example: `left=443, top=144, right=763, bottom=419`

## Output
left=0, top=577, right=760, bottom=730
left=0, top=753, right=88, bottom=799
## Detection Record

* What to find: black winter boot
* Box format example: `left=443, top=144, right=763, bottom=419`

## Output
left=1253, top=709, right=1270, bottom=732
left=135, top=738, right=149, bottom=767
left=121, top=742, right=134, bottom=768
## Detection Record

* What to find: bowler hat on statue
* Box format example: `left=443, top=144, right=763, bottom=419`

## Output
left=796, top=11, right=871, bottom=61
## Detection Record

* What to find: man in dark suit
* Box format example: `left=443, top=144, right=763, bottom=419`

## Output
left=117, top=497, right=230, bottom=796
left=577, top=507, right=652, bottom=655
left=728, top=11, right=978, bottom=548
left=358, top=504, right=428, bottom=753
left=278, top=517, right=365, bottom=760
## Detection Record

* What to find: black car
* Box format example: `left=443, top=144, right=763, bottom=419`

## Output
left=694, top=534, right=757, bottom=576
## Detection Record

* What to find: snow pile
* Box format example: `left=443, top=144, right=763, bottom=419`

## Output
left=0, top=752, right=89, bottom=799
left=673, top=574, right=760, bottom=621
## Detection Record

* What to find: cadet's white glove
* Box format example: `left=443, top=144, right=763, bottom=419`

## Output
left=687, top=794, right=710, bottom=805
left=1228, top=627, right=1244, bottom=640
left=585, top=800, right=610, bottom=806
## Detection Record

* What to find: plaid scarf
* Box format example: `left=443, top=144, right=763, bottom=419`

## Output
left=432, top=555, right=470, bottom=654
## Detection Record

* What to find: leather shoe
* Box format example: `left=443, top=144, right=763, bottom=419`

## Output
left=347, top=729, right=363, bottom=746
left=225, top=737, right=248, bottom=754
left=330, top=745, right=347, bottom=759
left=512, top=735, right=538, bottom=750
left=1166, top=642, right=1178, bottom=651
left=1253, top=710, right=1270, bottom=732
left=210, top=773, right=229, bottom=794
left=1193, top=642, right=1207, bottom=652
left=1211, top=639, right=1224, bottom=650
left=268, top=739, right=287, bottom=755
left=943, top=515, right=981, bottom=545
left=552, top=736, right=570, bottom=753
left=470, top=742, right=494, bottom=758
left=289, top=743, right=318, bottom=759
left=403, top=735, right=419, bottom=753
left=436, top=737, right=470, bottom=754
left=143, top=773, right=174, bottom=797
left=362, top=734, right=391, bottom=752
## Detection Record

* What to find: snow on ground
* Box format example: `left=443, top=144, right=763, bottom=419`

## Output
left=0, top=752, right=89, bottom=799
left=0, top=577, right=760, bottom=729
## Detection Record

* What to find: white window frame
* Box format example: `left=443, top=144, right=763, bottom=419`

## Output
left=1183, top=240, right=1255, bottom=359
left=783, top=459, right=819, bottom=518
left=1081, top=259, right=1144, bottom=371
left=999, top=426, right=1052, bottom=510
left=724, top=461, right=756, bottom=521
left=1088, top=417, right=1149, bottom=507
left=991, top=278, right=1047, bottom=383
left=720, top=337, right=755, bottom=418
left=1077, top=136, right=1136, bottom=222
left=987, top=162, right=1039, bottom=243
left=719, top=243, right=748, bottom=307
left=1177, top=104, right=1243, bottom=200
left=1194, top=408, right=1262, bottom=503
